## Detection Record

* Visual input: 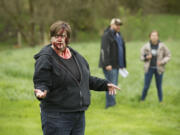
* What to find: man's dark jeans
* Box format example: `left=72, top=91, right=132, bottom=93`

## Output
left=41, top=110, right=85, bottom=135
left=103, top=68, right=119, bottom=108
left=141, top=67, right=163, bottom=102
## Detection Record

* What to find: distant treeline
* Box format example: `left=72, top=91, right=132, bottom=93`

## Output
left=0, top=0, right=179, bottom=46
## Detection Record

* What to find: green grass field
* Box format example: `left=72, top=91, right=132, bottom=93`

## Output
left=0, top=41, right=180, bottom=135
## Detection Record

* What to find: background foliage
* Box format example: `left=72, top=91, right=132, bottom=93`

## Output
left=0, top=0, right=180, bottom=46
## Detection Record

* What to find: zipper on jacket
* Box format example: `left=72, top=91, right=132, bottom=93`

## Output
left=80, top=90, right=83, bottom=107
left=73, top=55, right=84, bottom=108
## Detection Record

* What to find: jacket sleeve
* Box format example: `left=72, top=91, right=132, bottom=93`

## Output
left=161, top=45, right=171, bottom=64
left=140, top=45, right=148, bottom=62
left=87, top=59, right=109, bottom=91
left=89, top=75, right=109, bottom=91
left=33, top=55, right=52, bottom=92
left=82, top=55, right=109, bottom=91
left=123, top=40, right=127, bottom=68
left=101, top=33, right=111, bottom=66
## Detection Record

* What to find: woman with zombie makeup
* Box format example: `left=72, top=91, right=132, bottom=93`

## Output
left=33, top=21, right=120, bottom=135
left=140, top=30, right=171, bottom=102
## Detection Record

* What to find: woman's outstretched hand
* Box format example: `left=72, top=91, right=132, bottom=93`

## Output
left=107, top=83, right=120, bottom=95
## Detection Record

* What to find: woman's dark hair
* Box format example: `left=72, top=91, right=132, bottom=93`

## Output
left=50, top=21, right=71, bottom=44
left=149, top=30, right=159, bottom=37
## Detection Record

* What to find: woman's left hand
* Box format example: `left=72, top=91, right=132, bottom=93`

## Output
left=107, top=83, right=120, bottom=95
left=157, top=61, right=162, bottom=66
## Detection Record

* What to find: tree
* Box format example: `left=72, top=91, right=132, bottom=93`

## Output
left=0, top=0, right=38, bottom=46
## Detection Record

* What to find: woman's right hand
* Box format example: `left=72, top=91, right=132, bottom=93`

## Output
left=34, top=89, right=47, bottom=99
left=146, top=54, right=152, bottom=60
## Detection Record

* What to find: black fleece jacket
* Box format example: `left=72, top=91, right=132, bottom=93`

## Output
left=33, top=44, right=109, bottom=112
left=99, top=27, right=126, bottom=68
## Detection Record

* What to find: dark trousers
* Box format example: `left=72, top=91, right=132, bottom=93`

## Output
left=141, top=67, right=163, bottom=102
left=41, top=110, right=85, bottom=135
left=103, top=68, right=119, bottom=108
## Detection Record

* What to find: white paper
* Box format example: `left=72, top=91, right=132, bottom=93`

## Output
left=119, top=68, right=129, bottom=78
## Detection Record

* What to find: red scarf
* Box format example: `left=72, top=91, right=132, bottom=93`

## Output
left=59, top=47, right=72, bottom=59
left=52, top=46, right=72, bottom=59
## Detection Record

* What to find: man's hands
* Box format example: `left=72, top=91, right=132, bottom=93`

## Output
left=34, top=89, right=47, bottom=99
left=107, top=83, right=120, bottom=95
left=106, top=65, right=112, bottom=71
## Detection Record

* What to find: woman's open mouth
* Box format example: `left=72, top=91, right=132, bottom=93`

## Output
left=57, top=42, right=65, bottom=48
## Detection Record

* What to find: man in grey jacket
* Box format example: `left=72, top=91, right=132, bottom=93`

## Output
left=140, top=30, right=171, bottom=102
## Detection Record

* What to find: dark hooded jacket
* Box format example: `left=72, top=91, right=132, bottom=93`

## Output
left=33, top=44, right=109, bottom=112
left=99, top=27, right=126, bottom=68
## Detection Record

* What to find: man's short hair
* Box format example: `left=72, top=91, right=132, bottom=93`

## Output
left=50, top=21, right=71, bottom=44
left=110, top=18, right=123, bottom=26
